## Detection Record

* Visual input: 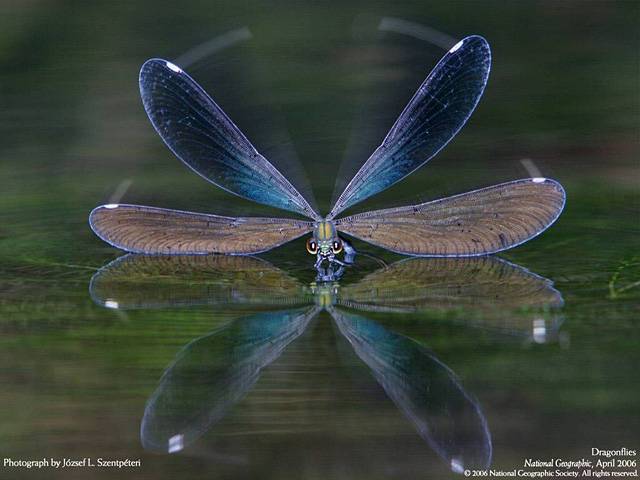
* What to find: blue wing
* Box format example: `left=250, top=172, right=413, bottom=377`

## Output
left=139, top=59, right=320, bottom=220
left=141, top=307, right=318, bottom=453
left=329, top=35, right=491, bottom=219
left=329, top=307, right=492, bottom=471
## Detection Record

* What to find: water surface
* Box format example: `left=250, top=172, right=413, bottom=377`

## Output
left=0, top=1, right=638, bottom=479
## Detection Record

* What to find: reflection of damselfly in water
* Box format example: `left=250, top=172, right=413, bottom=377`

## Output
left=90, top=255, right=564, bottom=471
left=89, top=35, right=565, bottom=269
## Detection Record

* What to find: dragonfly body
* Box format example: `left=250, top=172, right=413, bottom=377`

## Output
left=307, top=220, right=350, bottom=267
left=90, top=35, right=566, bottom=269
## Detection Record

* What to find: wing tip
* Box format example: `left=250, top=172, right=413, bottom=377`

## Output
left=453, top=35, right=491, bottom=61
left=89, top=204, right=141, bottom=254
left=475, top=177, right=566, bottom=256
left=462, top=177, right=566, bottom=256
left=139, top=58, right=186, bottom=101
left=88, top=204, right=108, bottom=236
left=530, top=176, right=567, bottom=218
left=461, top=34, right=490, bottom=46
left=139, top=57, right=175, bottom=75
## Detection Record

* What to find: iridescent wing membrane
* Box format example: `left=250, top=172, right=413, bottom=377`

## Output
left=330, top=36, right=565, bottom=256
left=139, top=59, right=319, bottom=220
left=90, top=58, right=319, bottom=255
left=90, top=36, right=565, bottom=257
left=141, top=306, right=319, bottom=453
left=329, top=307, right=492, bottom=470
left=329, top=35, right=491, bottom=219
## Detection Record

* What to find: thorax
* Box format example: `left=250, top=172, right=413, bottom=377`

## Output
left=314, top=220, right=337, bottom=243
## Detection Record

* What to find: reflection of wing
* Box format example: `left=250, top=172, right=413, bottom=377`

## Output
left=141, top=307, right=319, bottom=453
left=335, top=178, right=565, bottom=256
left=329, top=36, right=491, bottom=218
left=90, top=254, right=305, bottom=309
left=338, top=255, right=563, bottom=312
left=140, top=59, right=319, bottom=220
left=330, top=307, right=491, bottom=471
left=89, top=204, right=313, bottom=255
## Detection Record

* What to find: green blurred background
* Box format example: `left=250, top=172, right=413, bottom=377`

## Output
left=0, top=1, right=638, bottom=479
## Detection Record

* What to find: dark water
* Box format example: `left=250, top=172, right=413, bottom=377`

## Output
left=1, top=1, right=638, bottom=479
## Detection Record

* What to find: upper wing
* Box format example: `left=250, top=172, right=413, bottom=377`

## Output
left=329, top=35, right=491, bottom=218
left=89, top=204, right=313, bottom=255
left=334, top=178, right=565, bottom=256
left=140, top=59, right=320, bottom=220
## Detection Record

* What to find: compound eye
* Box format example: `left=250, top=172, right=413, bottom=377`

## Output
left=306, top=238, right=318, bottom=254
left=331, top=239, right=343, bottom=254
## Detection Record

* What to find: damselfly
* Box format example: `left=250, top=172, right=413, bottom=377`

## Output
left=89, top=35, right=565, bottom=267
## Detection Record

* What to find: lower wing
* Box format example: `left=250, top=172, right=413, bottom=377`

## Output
left=89, top=204, right=313, bottom=255
left=338, top=256, right=563, bottom=312
left=89, top=254, right=306, bottom=309
left=142, top=306, right=319, bottom=453
left=328, top=306, right=492, bottom=470
left=334, top=178, right=565, bottom=256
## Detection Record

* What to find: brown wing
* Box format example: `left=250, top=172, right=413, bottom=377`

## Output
left=334, top=178, right=565, bottom=256
left=338, top=256, right=563, bottom=312
left=89, top=254, right=306, bottom=309
left=89, top=204, right=313, bottom=254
